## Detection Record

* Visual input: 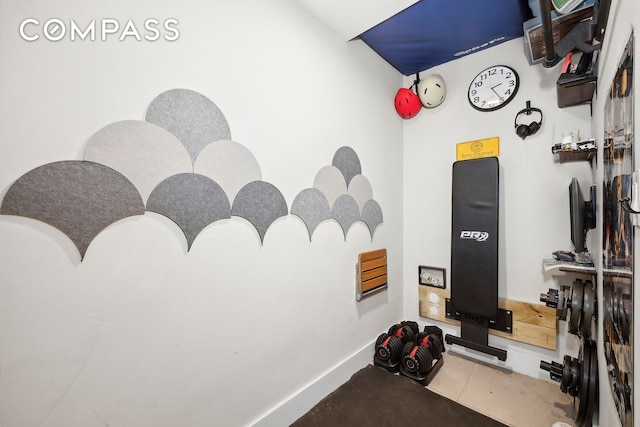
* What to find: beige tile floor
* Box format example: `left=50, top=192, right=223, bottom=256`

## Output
left=427, top=351, right=576, bottom=427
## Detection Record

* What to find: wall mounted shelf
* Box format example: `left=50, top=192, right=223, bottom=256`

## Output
left=557, top=148, right=596, bottom=163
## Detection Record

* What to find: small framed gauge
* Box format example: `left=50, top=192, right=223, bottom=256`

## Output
left=418, top=265, right=446, bottom=289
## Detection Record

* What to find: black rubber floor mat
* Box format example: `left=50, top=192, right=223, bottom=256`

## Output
left=291, top=364, right=508, bottom=427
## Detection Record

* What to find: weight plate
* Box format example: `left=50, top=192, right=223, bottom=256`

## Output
left=575, top=340, right=590, bottom=425
left=560, top=354, right=572, bottom=394
left=621, top=295, right=632, bottom=343
left=581, top=281, right=595, bottom=339
left=574, top=339, right=598, bottom=427
left=558, top=286, right=570, bottom=321
left=613, top=280, right=632, bottom=340
left=568, top=279, right=584, bottom=335
left=613, top=298, right=628, bottom=342
left=583, top=340, right=598, bottom=427
left=569, top=356, right=580, bottom=397
left=612, top=285, right=622, bottom=329
left=603, top=282, right=614, bottom=321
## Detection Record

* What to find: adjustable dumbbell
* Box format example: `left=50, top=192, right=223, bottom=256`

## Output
left=373, top=321, right=419, bottom=371
left=400, top=332, right=442, bottom=376
left=398, top=328, right=445, bottom=385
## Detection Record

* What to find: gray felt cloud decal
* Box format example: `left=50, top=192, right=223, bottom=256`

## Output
left=84, top=120, right=192, bottom=204
left=291, top=188, right=331, bottom=240
left=146, top=88, right=232, bottom=165
left=331, top=194, right=361, bottom=239
left=333, top=146, right=361, bottom=187
left=0, top=161, right=145, bottom=259
left=291, top=147, right=384, bottom=240
left=194, top=139, right=262, bottom=205
left=231, top=181, right=289, bottom=243
left=361, top=200, right=384, bottom=235
left=1, top=89, right=380, bottom=259
left=146, top=173, right=231, bottom=249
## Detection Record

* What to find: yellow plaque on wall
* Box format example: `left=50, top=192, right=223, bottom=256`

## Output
left=456, top=137, right=499, bottom=161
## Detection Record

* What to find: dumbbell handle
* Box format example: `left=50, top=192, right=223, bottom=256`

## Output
left=540, top=289, right=559, bottom=308
left=540, top=360, right=563, bottom=382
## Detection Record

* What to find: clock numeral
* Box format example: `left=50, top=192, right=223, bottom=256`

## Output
left=474, top=81, right=483, bottom=88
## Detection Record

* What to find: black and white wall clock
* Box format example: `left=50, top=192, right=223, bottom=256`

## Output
left=467, top=65, right=519, bottom=112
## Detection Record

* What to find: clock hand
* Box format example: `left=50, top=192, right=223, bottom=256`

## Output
left=490, top=83, right=503, bottom=99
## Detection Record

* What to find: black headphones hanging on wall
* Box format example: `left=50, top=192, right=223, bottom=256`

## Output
left=514, top=101, right=543, bottom=140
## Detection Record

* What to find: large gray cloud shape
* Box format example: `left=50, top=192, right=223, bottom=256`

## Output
left=0, top=161, right=145, bottom=259
left=331, top=194, right=361, bottom=239
left=291, top=147, right=384, bottom=240
left=361, top=199, right=384, bottom=235
left=84, top=120, right=193, bottom=204
left=332, top=146, right=361, bottom=187
left=194, top=139, right=262, bottom=205
left=146, top=173, right=231, bottom=250
left=146, top=88, right=231, bottom=165
left=291, top=188, right=331, bottom=240
left=231, top=181, right=288, bottom=243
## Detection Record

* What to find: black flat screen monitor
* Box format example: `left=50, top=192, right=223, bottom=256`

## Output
left=569, top=177, right=596, bottom=262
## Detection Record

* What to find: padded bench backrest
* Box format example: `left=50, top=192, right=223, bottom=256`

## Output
left=450, top=157, right=499, bottom=320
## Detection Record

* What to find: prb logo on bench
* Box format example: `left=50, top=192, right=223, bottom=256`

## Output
left=459, top=230, right=489, bottom=242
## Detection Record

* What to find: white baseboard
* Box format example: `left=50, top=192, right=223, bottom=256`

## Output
left=250, top=340, right=374, bottom=427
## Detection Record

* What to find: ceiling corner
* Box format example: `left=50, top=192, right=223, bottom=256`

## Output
left=294, top=0, right=420, bottom=40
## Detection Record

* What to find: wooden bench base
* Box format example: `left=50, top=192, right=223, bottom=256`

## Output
left=419, top=286, right=557, bottom=350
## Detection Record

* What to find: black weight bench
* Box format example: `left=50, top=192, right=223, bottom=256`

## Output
left=444, top=157, right=510, bottom=361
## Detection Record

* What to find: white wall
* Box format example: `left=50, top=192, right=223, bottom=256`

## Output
left=1, top=0, right=637, bottom=426
left=0, top=1, right=405, bottom=426
left=402, top=38, right=593, bottom=376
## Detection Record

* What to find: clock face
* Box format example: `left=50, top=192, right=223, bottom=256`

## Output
left=468, top=65, right=519, bottom=112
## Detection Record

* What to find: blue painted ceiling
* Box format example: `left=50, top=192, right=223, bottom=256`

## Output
left=358, top=0, right=533, bottom=76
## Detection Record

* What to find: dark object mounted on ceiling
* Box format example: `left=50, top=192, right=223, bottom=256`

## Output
left=538, top=0, right=611, bottom=68
left=533, top=0, right=607, bottom=108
